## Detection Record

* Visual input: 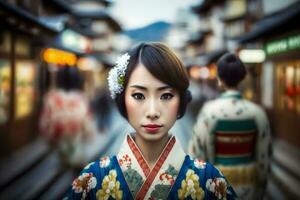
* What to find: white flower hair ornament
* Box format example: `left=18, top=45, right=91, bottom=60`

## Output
left=107, top=53, right=130, bottom=99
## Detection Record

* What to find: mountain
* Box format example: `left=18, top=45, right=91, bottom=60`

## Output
left=124, top=21, right=171, bottom=42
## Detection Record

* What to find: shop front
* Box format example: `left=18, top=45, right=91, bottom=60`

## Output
left=262, top=32, right=300, bottom=147
left=0, top=31, right=43, bottom=156
left=0, top=1, right=59, bottom=157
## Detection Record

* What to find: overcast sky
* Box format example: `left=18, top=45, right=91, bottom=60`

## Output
left=110, top=0, right=198, bottom=30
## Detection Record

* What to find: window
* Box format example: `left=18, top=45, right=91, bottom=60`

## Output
left=15, top=61, right=35, bottom=119
left=276, top=60, right=300, bottom=114
left=0, top=59, right=11, bottom=124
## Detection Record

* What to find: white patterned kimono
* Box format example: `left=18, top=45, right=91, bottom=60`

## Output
left=188, top=90, right=271, bottom=200
left=65, top=134, right=237, bottom=199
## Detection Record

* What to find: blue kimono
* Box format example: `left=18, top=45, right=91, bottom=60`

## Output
left=64, top=134, right=236, bottom=199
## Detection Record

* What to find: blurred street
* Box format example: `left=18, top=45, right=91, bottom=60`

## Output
left=0, top=0, right=300, bottom=199
left=0, top=103, right=195, bottom=199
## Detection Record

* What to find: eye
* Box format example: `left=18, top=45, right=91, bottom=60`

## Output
left=132, top=93, right=145, bottom=100
left=161, top=93, right=174, bottom=100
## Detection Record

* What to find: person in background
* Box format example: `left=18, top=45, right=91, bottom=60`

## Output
left=91, top=86, right=112, bottom=132
left=39, top=66, right=96, bottom=167
left=189, top=53, right=271, bottom=200
left=64, top=42, right=236, bottom=199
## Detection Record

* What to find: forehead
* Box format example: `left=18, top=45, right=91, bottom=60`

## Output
left=127, top=64, right=166, bottom=87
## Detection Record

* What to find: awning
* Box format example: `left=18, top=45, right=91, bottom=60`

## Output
left=44, top=0, right=121, bottom=34
left=234, top=1, right=300, bottom=43
left=71, top=10, right=122, bottom=32
left=47, top=0, right=112, bottom=12
left=0, top=1, right=61, bottom=35
left=191, top=0, right=224, bottom=15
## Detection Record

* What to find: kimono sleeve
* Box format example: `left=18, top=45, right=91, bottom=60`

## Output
left=64, top=156, right=127, bottom=200
left=254, top=107, right=272, bottom=198
left=63, top=161, right=100, bottom=200
left=188, top=102, right=214, bottom=160
left=202, top=162, right=237, bottom=200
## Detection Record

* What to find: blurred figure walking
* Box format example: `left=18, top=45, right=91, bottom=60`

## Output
left=189, top=53, right=271, bottom=200
left=91, top=87, right=112, bottom=133
left=39, top=66, right=96, bottom=167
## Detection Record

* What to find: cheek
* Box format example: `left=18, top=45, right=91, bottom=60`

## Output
left=165, top=98, right=180, bottom=118
left=125, top=95, right=138, bottom=119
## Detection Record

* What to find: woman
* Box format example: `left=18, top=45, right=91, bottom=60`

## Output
left=189, top=53, right=271, bottom=200
left=65, top=43, right=236, bottom=199
left=40, top=66, right=96, bottom=166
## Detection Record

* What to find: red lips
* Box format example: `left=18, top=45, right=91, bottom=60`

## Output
left=143, top=124, right=162, bottom=128
left=142, top=124, right=162, bottom=133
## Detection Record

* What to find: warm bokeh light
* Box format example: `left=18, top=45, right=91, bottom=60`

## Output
left=15, top=61, right=35, bottom=119
left=190, top=65, right=201, bottom=79
left=190, top=65, right=217, bottom=80
left=199, top=67, right=210, bottom=79
left=239, top=49, right=266, bottom=63
left=0, top=64, right=10, bottom=92
left=77, top=57, right=102, bottom=71
left=208, top=64, right=217, bottom=79
left=42, top=48, right=77, bottom=66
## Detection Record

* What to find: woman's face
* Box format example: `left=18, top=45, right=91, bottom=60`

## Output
left=125, top=63, right=180, bottom=142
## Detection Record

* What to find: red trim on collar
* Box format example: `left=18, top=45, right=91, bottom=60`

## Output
left=127, top=136, right=151, bottom=177
left=136, top=137, right=176, bottom=200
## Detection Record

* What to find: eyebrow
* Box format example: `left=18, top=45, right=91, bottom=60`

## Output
left=130, top=85, right=172, bottom=91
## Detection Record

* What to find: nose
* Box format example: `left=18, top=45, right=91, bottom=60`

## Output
left=146, top=98, right=160, bottom=120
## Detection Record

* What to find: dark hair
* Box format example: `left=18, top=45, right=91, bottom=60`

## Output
left=216, top=53, right=247, bottom=87
left=56, top=66, right=83, bottom=91
left=115, top=42, right=191, bottom=119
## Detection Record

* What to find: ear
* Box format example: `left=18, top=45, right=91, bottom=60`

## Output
left=176, top=90, right=192, bottom=120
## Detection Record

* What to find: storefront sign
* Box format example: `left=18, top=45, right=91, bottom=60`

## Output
left=265, top=33, right=300, bottom=56
left=239, top=49, right=265, bottom=63
left=42, top=48, right=77, bottom=66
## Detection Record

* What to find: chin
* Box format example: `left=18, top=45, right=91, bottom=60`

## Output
left=139, top=130, right=169, bottom=142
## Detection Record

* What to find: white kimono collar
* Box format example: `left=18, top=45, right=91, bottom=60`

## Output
left=117, top=134, right=186, bottom=199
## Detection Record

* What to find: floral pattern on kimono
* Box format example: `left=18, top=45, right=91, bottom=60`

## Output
left=168, top=156, right=236, bottom=200
left=96, top=170, right=123, bottom=200
left=65, top=134, right=237, bottom=200
left=65, top=156, right=133, bottom=200
left=71, top=172, right=97, bottom=199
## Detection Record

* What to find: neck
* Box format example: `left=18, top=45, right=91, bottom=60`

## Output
left=135, top=134, right=170, bottom=169
left=218, top=79, right=239, bottom=91
left=224, top=86, right=238, bottom=91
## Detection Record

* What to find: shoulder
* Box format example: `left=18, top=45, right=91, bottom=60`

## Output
left=77, top=156, right=115, bottom=181
left=243, top=99, right=259, bottom=109
left=201, top=98, right=230, bottom=113
left=196, top=100, right=218, bottom=119
left=243, top=100, right=268, bottom=119
left=187, top=156, right=237, bottom=199
left=202, top=99, right=218, bottom=110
